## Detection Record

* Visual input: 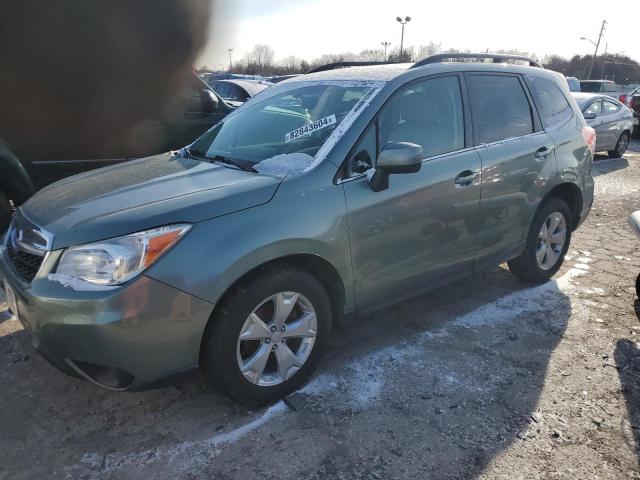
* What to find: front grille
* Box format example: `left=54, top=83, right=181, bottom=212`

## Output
left=6, top=238, right=45, bottom=283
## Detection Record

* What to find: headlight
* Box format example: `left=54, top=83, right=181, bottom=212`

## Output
left=55, top=224, right=191, bottom=286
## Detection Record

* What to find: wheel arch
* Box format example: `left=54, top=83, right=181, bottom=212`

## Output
left=542, top=182, right=583, bottom=231
left=198, top=253, right=348, bottom=362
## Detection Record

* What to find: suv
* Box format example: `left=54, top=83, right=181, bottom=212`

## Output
left=0, top=54, right=595, bottom=404
left=0, top=73, right=232, bottom=232
left=579, top=79, right=618, bottom=97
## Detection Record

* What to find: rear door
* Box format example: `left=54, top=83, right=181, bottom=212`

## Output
left=467, top=73, right=557, bottom=268
left=600, top=99, right=624, bottom=150
left=343, top=74, right=482, bottom=310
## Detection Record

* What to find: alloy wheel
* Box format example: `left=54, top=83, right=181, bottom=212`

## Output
left=236, top=292, right=317, bottom=386
left=536, top=212, right=567, bottom=271
left=617, top=134, right=630, bottom=157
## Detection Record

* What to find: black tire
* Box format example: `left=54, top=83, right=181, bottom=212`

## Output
left=508, top=198, right=572, bottom=283
left=201, top=264, right=332, bottom=405
left=636, top=273, right=640, bottom=299
left=633, top=125, right=640, bottom=140
left=608, top=132, right=630, bottom=158
left=0, top=190, right=12, bottom=234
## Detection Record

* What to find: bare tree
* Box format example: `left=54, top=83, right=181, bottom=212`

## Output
left=358, top=49, right=386, bottom=62
left=246, top=44, right=275, bottom=70
left=415, top=42, right=442, bottom=61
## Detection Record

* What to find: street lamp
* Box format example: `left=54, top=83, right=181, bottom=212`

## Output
left=580, top=19, right=606, bottom=79
left=396, top=16, right=411, bottom=61
left=381, top=41, right=392, bottom=59
left=228, top=48, right=234, bottom=72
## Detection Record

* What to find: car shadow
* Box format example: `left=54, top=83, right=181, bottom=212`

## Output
left=0, top=266, right=573, bottom=479
left=592, top=156, right=629, bottom=177
left=614, top=339, right=640, bottom=466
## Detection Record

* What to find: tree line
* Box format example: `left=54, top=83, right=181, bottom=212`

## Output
left=199, top=43, right=640, bottom=84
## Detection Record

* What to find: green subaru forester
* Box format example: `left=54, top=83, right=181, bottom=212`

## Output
left=0, top=54, right=595, bottom=404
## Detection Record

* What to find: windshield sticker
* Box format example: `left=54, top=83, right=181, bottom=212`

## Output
left=285, top=114, right=337, bottom=143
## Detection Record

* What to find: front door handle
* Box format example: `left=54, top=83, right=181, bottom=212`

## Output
left=454, top=170, right=479, bottom=187
left=535, top=145, right=555, bottom=161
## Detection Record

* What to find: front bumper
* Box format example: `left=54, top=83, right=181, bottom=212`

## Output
left=0, top=247, right=215, bottom=390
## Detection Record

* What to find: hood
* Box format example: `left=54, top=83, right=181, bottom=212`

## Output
left=21, top=153, right=282, bottom=249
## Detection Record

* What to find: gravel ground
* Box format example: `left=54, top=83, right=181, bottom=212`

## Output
left=1, top=141, right=640, bottom=480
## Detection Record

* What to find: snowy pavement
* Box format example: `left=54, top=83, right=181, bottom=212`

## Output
left=1, top=140, right=640, bottom=479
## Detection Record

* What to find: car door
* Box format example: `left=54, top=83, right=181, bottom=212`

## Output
left=342, top=75, right=482, bottom=310
left=600, top=99, right=624, bottom=150
left=466, top=73, right=558, bottom=268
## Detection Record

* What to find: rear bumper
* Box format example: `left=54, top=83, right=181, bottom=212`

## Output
left=0, top=246, right=214, bottom=390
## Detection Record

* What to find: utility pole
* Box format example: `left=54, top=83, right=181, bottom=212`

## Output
left=586, top=20, right=606, bottom=80
left=396, top=16, right=411, bottom=61
left=600, top=42, right=608, bottom=79
left=381, top=41, right=392, bottom=60
left=228, top=48, right=234, bottom=72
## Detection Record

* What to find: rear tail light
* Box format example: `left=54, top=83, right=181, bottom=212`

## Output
left=630, top=97, right=639, bottom=111
left=582, top=125, right=596, bottom=156
left=619, top=94, right=627, bottom=105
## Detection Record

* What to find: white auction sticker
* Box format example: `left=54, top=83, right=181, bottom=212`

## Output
left=285, top=114, right=337, bottom=143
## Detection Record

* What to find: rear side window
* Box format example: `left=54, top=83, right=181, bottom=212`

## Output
left=585, top=101, right=601, bottom=116
left=468, top=75, right=534, bottom=144
left=526, top=75, right=573, bottom=129
left=603, top=100, right=620, bottom=114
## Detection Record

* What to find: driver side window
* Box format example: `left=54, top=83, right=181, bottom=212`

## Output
left=585, top=101, right=601, bottom=116
left=347, top=76, right=465, bottom=177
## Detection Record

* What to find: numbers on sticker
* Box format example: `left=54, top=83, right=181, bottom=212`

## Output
left=285, top=114, right=337, bottom=143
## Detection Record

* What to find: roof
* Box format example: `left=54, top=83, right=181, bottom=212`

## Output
left=216, top=79, right=272, bottom=96
left=286, top=61, right=556, bottom=85
left=571, top=92, right=618, bottom=107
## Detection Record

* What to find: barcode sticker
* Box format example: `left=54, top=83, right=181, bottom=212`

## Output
left=285, top=114, right=337, bottom=143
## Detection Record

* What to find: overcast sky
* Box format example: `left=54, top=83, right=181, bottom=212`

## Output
left=199, top=0, right=636, bottom=69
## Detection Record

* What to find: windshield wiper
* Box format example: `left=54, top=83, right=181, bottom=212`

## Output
left=184, top=147, right=255, bottom=173
left=209, top=155, right=256, bottom=173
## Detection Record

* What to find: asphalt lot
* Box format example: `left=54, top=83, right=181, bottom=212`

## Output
left=2, top=140, right=640, bottom=480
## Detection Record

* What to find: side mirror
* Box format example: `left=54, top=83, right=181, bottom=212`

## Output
left=583, top=112, right=597, bottom=120
left=200, top=89, right=220, bottom=113
left=369, top=142, right=423, bottom=192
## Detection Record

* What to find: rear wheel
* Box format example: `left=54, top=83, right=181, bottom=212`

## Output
left=608, top=132, right=630, bottom=158
left=201, top=264, right=332, bottom=405
left=0, top=191, right=12, bottom=234
left=508, top=198, right=572, bottom=283
left=636, top=273, right=640, bottom=299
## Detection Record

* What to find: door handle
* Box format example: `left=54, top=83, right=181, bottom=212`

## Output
left=535, top=145, right=555, bottom=161
left=454, top=170, right=478, bottom=187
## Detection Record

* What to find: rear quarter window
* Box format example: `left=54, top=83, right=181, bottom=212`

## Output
left=525, top=75, right=574, bottom=129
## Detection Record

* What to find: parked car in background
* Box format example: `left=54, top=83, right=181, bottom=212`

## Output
left=212, top=79, right=272, bottom=107
left=628, top=90, right=640, bottom=138
left=566, top=76, right=580, bottom=92
left=618, top=86, right=639, bottom=106
left=572, top=92, right=634, bottom=157
left=0, top=54, right=595, bottom=404
left=579, top=80, right=618, bottom=97
left=0, top=73, right=233, bottom=232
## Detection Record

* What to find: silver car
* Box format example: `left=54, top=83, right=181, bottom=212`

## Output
left=572, top=93, right=634, bottom=157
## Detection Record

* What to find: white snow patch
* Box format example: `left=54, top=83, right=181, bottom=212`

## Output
left=81, top=401, right=288, bottom=475
left=614, top=255, right=631, bottom=261
left=576, top=256, right=592, bottom=263
left=574, top=263, right=590, bottom=271
left=254, top=153, right=314, bottom=177
left=47, top=274, right=118, bottom=292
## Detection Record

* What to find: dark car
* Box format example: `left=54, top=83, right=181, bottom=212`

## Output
left=0, top=73, right=232, bottom=231
left=212, top=79, right=272, bottom=107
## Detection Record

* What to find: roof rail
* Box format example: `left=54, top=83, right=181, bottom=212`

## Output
left=412, top=53, right=542, bottom=69
left=307, top=61, right=403, bottom=74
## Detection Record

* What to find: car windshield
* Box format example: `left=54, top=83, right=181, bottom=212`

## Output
left=188, top=82, right=377, bottom=174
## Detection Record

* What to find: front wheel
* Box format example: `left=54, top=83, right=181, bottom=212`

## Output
left=508, top=198, right=572, bottom=283
left=201, top=265, right=332, bottom=405
left=608, top=132, right=630, bottom=158
left=0, top=191, right=12, bottom=234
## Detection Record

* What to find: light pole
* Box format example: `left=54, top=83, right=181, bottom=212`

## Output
left=381, top=41, right=392, bottom=60
left=228, top=48, right=234, bottom=72
left=580, top=19, right=606, bottom=80
left=396, top=16, right=411, bottom=61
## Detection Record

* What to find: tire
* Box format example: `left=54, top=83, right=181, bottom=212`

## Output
left=508, top=198, right=572, bottom=283
left=633, top=125, right=640, bottom=140
left=0, top=190, right=12, bottom=234
left=201, top=264, right=332, bottom=405
left=636, top=273, right=640, bottom=299
left=608, top=132, right=630, bottom=158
